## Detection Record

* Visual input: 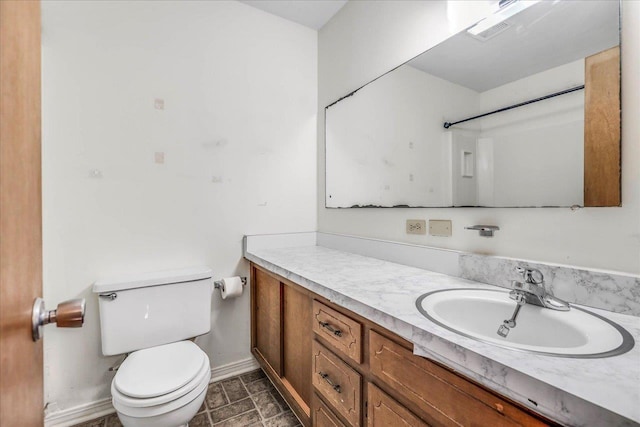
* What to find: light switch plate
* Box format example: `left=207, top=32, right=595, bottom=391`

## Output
left=429, top=220, right=452, bottom=237
left=406, top=219, right=426, bottom=235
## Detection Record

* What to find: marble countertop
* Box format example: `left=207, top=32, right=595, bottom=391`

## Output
left=245, top=244, right=640, bottom=427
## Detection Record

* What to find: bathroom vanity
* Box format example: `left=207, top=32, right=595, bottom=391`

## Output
left=244, top=233, right=640, bottom=427
left=250, top=262, right=554, bottom=427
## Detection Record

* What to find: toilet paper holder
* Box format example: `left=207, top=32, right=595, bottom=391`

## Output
left=214, top=277, right=247, bottom=290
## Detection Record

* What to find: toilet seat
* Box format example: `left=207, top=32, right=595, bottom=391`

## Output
left=112, top=354, right=209, bottom=408
left=111, top=341, right=211, bottom=418
left=115, top=341, right=206, bottom=398
left=112, top=373, right=209, bottom=418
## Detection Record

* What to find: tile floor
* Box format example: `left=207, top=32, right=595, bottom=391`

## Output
left=72, top=369, right=301, bottom=427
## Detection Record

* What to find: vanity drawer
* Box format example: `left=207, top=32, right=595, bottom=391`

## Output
left=312, top=340, right=362, bottom=426
left=313, top=394, right=348, bottom=427
left=369, top=331, right=548, bottom=427
left=312, top=300, right=362, bottom=364
left=367, top=383, right=428, bottom=427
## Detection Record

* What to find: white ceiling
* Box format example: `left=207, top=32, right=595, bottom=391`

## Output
left=408, top=0, right=619, bottom=92
left=239, top=0, right=347, bottom=30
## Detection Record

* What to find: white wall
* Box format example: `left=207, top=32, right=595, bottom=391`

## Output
left=318, top=0, right=640, bottom=274
left=42, top=0, right=316, bottom=413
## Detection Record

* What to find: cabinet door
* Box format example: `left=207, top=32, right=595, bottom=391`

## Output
left=367, top=383, right=428, bottom=427
left=283, top=284, right=312, bottom=408
left=253, top=267, right=281, bottom=375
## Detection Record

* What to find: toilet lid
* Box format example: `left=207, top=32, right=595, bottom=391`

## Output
left=112, top=357, right=210, bottom=412
left=114, top=341, right=206, bottom=398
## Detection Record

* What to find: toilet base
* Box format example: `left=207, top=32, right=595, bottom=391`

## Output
left=115, top=386, right=206, bottom=427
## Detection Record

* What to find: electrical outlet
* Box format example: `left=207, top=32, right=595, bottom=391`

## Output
left=429, top=219, right=452, bottom=237
left=406, top=219, right=426, bottom=235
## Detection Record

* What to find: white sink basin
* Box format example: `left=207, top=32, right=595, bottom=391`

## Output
left=416, top=289, right=634, bottom=358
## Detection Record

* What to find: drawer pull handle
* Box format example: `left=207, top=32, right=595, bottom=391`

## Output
left=319, top=321, right=343, bottom=337
left=319, top=371, right=341, bottom=393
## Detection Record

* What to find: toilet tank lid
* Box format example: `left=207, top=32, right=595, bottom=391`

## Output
left=93, top=266, right=213, bottom=293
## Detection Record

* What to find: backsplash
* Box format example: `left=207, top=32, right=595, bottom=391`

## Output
left=460, top=254, right=640, bottom=316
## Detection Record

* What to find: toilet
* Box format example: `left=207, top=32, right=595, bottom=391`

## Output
left=93, top=267, right=214, bottom=427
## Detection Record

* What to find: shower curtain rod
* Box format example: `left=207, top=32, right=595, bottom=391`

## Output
left=443, top=84, right=585, bottom=129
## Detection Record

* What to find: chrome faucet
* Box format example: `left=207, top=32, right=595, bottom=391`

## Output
left=497, top=267, right=570, bottom=338
left=510, top=267, right=570, bottom=311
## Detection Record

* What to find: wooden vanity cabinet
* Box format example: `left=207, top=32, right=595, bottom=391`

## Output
left=250, top=262, right=557, bottom=427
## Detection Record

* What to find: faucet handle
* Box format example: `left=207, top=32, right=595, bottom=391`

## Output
left=515, top=267, right=543, bottom=284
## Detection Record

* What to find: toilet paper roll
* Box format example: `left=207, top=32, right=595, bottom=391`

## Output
left=220, top=276, right=243, bottom=300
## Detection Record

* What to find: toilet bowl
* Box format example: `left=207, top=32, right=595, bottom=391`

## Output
left=93, top=267, right=215, bottom=427
left=111, top=341, right=211, bottom=427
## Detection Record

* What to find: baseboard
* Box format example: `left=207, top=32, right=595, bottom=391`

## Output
left=209, top=355, right=261, bottom=383
left=44, top=356, right=260, bottom=427
left=44, top=397, right=114, bottom=427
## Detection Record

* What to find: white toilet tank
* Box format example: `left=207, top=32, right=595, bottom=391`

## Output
left=93, top=267, right=213, bottom=356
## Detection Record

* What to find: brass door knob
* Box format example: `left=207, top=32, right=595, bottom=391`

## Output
left=32, top=297, right=86, bottom=341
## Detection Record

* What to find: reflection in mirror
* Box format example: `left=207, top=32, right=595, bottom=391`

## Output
left=326, top=0, right=620, bottom=208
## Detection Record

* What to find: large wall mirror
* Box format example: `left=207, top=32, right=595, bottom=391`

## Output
left=326, top=0, right=621, bottom=208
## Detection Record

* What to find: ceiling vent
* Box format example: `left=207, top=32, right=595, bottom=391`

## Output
left=469, top=20, right=511, bottom=42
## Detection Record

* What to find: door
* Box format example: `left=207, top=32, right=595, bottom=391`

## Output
left=0, top=1, right=44, bottom=426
